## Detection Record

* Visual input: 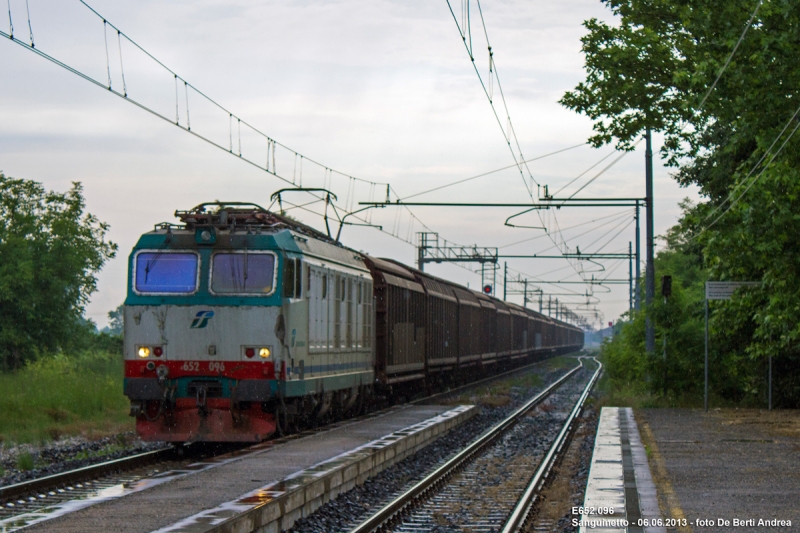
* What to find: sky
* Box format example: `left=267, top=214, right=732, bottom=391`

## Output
left=0, top=0, right=701, bottom=329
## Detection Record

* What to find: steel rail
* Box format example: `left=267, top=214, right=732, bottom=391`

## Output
left=501, top=357, right=603, bottom=533
left=348, top=359, right=586, bottom=533
left=0, top=351, right=578, bottom=508
left=0, top=447, right=176, bottom=502
left=411, top=350, right=583, bottom=406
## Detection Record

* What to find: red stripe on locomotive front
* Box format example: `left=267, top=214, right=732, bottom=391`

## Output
left=125, top=360, right=276, bottom=380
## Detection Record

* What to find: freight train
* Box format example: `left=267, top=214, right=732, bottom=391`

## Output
left=123, top=202, right=583, bottom=442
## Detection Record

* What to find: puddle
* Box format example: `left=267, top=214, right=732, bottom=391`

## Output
left=153, top=405, right=474, bottom=533
left=0, top=442, right=279, bottom=533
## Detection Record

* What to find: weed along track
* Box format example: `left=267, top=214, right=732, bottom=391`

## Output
left=0, top=357, right=581, bottom=532
left=344, top=357, right=600, bottom=533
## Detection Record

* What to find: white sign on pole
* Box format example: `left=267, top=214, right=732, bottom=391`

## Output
left=704, top=280, right=760, bottom=412
left=705, top=281, right=760, bottom=300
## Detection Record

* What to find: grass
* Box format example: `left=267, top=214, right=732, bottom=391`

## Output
left=16, top=451, right=34, bottom=471
left=545, top=355, right=578, bottom=370
left=444, top=359, right=562, bottom=407
left=0, top=351, right=133, bottom=444
left=595, top=360, right=744, bottom=410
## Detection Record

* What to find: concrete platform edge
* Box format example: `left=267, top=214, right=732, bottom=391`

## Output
left=156, top=404, right=477, bottom=533
left=580, top=407, right=665, bottom=533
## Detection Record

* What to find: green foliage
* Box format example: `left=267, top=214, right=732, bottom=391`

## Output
left=601, top=202, right=789, bottom=406
left=561, top=0, right=800, bottom=165
left=106, top=304, right=124, bottom=336
left=0, top=174, right=117, bottom=369
left=16, top=452, right=34, bottom=471
left=566, top=1, right=800, bottom=407
left=0, top=350, right=131, bottom=443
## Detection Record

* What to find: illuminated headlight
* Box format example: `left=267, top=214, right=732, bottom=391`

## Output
left=138, top=346, right=151, bottom=358
left=259, top=347, right=271, bottom=358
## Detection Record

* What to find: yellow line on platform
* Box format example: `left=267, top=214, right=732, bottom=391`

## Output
left=637, top=417, right=693, bottom=533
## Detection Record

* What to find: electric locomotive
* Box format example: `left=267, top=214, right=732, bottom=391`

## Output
left=123, top=202, right=374, bottom=442
left=123, top=201, right=584, bottom=443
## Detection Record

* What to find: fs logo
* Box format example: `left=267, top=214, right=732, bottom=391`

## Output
left=190, top=310, right=215, bottom=329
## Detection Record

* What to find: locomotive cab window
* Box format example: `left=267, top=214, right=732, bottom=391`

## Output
left=134, top=251, right=199, bottom=294
left=210, top=252, right=276, bottom=294
left=282, top=257, right=303, bottom=298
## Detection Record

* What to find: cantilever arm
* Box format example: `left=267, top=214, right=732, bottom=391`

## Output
left=335, top=204, right=386, bottom=242
left=504, top=207, right=547, bottom=230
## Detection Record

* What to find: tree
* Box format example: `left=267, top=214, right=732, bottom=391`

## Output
left=563, top=0, right=800, bottom=405
left=0, top=174, right=117, bottom=369
left=106, top=304, right=124, bottom=336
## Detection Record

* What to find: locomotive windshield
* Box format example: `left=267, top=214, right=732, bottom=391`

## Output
left=134, top=252, right=199, bottom=293
left=211, top=252, right=276, bottom=294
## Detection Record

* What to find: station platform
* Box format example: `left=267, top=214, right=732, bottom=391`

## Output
left=22, top=404, right=476, bottom=533
left=639, top=408, right=799, bottom=532
left=579, top=407, right=663, bottom=533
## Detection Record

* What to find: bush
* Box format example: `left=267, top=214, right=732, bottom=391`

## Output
left=0, top=349, right=130, bottom=443
left=16, top=452, right=34, bottom=471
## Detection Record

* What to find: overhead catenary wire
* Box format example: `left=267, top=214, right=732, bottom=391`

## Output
left=588, top=218, right=635, bottom=254
left=523, top=210, right=635, bottom=256
left=24, top=0, right=32, bottom=47
left=6, top=0, right=13, bottom=39
left=566, top=138, right=643, bottom=200
left=551, top=149, right=616, bottom=197
left=1, top=1, right=487, bottom=267
left=702, top=101, right=800, bottom=224
left=444, top=0, right=536, bottom=198
left=401, top=143, right=586, bottom=201
left=702, top=112, right=800, bottom=233
left=499, top=209, right=632, bottom=249
left=694, top=0, right=764, bottom=115
left=443, top=0, right=598, bottom=291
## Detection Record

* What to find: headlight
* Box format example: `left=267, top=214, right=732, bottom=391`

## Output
left=138, top=346, right=151, bottom=358
left=259, top=347, right=271, bottom=358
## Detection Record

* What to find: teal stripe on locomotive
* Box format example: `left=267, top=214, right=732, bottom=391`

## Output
left=288, top=361, right=370, bottom=376
left=125, top=230, right=301, bottom=307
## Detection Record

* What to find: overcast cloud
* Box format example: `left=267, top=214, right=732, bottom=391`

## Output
left=0, top=0, right=700, bottom=328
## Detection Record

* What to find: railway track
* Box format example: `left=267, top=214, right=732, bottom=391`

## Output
left=0, top=447, right=174, bottom=504
left=0, top=354, right=582, bottom=531
left=347, top=357, right=601, bottom=533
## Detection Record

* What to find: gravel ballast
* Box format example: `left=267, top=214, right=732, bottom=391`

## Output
left=0, top=433, right=165, bottom=487
left=289, top=358, right=594, bottom=533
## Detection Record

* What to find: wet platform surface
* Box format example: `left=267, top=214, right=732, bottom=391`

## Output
left=19, top=404, right=461, bottom=533
left=639, top=408, right=799, bottom=532
left=580, top=407, right=663, bottom=533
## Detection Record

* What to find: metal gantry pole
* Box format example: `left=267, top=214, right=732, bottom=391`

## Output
left=523, top=279, right=528, bottom=308
left=629, top=242, right=633, bottom=310
left=645, top=128, right=655, bottom=354
left=418, top=233, right=425, bottom=272
left=635, top=202, right=641, bottom=310
left=704, top=297, right=709, bottom=412
left=503, top=262, right=507, bottom=300
left=492, top=263, right=497, bottom=297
